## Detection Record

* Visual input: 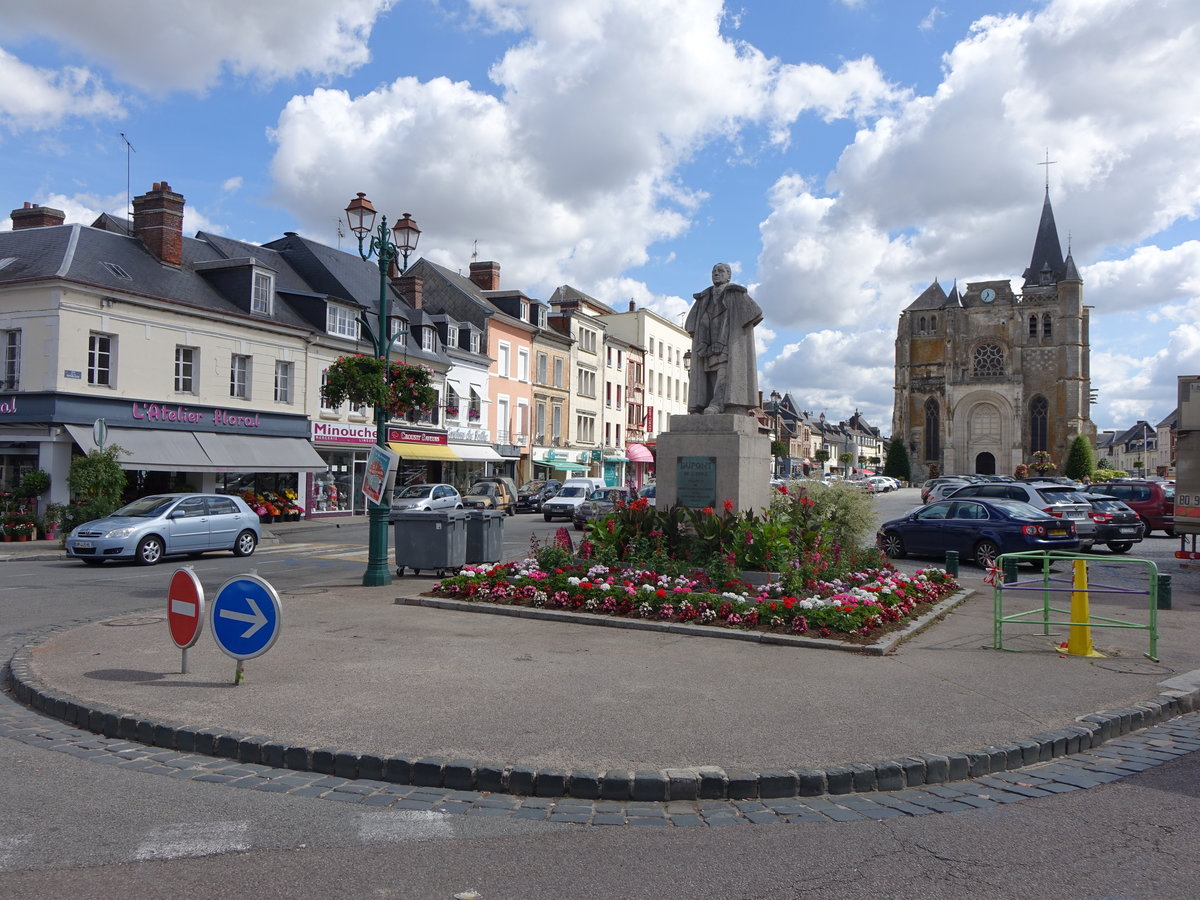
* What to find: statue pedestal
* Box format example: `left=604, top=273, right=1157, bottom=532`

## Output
left=655, top=414, right=772, bottom=514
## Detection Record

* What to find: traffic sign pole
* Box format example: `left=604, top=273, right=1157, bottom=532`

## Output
left=210, top=570, right=282, bottom=685
left=167, top=567, right=205, bottom=674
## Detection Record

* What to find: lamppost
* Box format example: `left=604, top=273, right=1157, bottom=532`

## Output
left=770, top=389, right=782, bottom=478
left=344, top=192, right=420, bottom=587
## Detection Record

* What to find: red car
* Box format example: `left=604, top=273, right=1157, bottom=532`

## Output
left=1090, top=481, right=1175, bottom=535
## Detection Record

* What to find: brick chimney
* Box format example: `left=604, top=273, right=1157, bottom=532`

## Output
left=392, top=273, right=423, bottom=310
left=10, top=202, right=66, bottom=229
left=132, top=181, right=184, bottom=267
left=469, top=260, right=500, bottom=291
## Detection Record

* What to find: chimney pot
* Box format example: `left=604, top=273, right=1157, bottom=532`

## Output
left=132, top=181, right=185, bottom=266
left=469, top=260, right=501, bottom=291
left=10, top=203, right=66, bottom=229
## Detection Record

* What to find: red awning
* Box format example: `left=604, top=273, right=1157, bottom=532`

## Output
left=627, top=443, right=655, bottom=463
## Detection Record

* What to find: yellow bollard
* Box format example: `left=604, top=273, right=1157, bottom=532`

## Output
left=1066, top=559, right=1105, bottom=657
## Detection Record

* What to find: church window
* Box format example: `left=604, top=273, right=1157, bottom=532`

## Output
left=918, top=316, right=927, bottom=333
left=924, top=397, right=940, bottom=461
left=1029, top=315, right=1038, bottom=338
left=1030, top=395, right=1049, bottom=453
left=930, top=315, right=937, bottom=331
left=1042, top=313, right=1052, bottom=338
left=972, top=342, right=1005, bottom=377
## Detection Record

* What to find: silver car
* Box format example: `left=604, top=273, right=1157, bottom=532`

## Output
left=65, top=493, right=260, bottom=566
left=389, top=483, right=463, bottom=513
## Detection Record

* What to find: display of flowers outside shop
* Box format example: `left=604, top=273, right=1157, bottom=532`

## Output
left=241, top=490, right=304, bottom=522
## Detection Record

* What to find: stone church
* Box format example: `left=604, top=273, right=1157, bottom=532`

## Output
left=892, top=190, right=1095, bottom=478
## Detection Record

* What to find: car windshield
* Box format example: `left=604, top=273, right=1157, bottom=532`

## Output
left=471, top=484, right=498, bottom=496
left=396, top=485, right=435, bottom=499
left=1038, top=489, right=1089, bottom=503
left=557, top=486, right=587, bottom=498
left=111, top=496, right=179, bottom=517
left=520, top=481, right=544, bottom=492
left=988, top=499, right=1055, bottom=519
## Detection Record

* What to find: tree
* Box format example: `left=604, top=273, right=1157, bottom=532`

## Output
left=65, top=444, right=128, bottom=530
left=838, top=451, right=854, bottom=472
left=1063, top=435, right=1095, bottom=481
left=882, top=437, right=912, bottom=483
left=814, top=449, right=830, bottom=472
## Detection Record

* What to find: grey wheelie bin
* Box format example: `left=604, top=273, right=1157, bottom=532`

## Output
left=465, top=509, right=505, bottom=564
left=391, top=509, right=467, bottom=577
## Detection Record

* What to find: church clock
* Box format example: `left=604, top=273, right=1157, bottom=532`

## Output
left=980, top=288, right=996, bottom=303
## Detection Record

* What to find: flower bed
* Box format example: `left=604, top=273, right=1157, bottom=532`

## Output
left=434, top=561, right=958, bottom=643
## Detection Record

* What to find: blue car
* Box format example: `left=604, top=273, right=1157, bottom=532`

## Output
left=65, top=493, right=261, bottom=566
left=876, top=497, right=1079, bottom=568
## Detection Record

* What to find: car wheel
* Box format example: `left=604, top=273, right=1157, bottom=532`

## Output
left=1140, top=517, right=1153, bottom=535
left=1164, top=528, right=1175, bottom=538
left=135, top=535, right=164, bottom=566
left=81, top=558, right=105, bottom=566
left=974, top=539, right=1000, bottom=569
left=879, top=531, right=906, bottom=559
left=1107, top=541, right=1133, bottom=554
left=233, top=529, right=257, bottom=557
left=544, top=513, right=552, bottom=522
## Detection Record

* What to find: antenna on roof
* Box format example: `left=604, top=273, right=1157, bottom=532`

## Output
left=335, top=217, right=345, bottom=250
left=119, top=132, right=136, bottom=220
left=1038, top=148, right=1057, bottom=191
left=472, top=239, right=479, bottom=261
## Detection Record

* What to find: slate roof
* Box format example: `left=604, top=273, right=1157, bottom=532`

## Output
left=905, top=279, right=948, bottom=311
left=1022, top=189, right=1067, bottom=287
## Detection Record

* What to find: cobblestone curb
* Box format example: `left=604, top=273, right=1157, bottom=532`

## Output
left=7, top=617, right=1198, bottom=804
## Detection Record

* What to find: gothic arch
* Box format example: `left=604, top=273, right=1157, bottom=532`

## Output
left=924, top=397, right=940, bottom=461
left=1030, top=394, right=1049, bottom=453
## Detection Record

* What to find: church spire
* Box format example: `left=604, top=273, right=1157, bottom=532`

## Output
left=1022, top=187, right=1066, bottom=288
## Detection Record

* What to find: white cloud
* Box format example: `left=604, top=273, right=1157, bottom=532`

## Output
left=1083, top=242, right=1200, bottom=314
left=919, top=6, right=945, bottom=31
left=0, top=0, right=392, bottom=93
left=763, top=327, right=895, bottom=426
left=0, top=47, right=124, bottom=129
left=221, top=177, right=244, bottom=195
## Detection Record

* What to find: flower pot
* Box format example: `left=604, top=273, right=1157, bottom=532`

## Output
left=2, top=535, right=11, bottom=542
left=16, top=535, right=27, bottom=542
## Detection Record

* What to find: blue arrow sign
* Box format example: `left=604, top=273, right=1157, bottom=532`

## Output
left=210, top=575, right=282, bottom=660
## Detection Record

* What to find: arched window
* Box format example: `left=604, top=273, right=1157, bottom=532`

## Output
left=918, top=316, right=927, bottom=333
left=930, top=315, right=937, bottom=331
left=1029, top=315, right=1038, bottom=338
left=1030, top=395, right=1049, bottom=453
left=973, top=342, right=1005, bottom=377
left=924, top=397, right=940, bottom=461
left=1042, top=313, right=1052, bottom=338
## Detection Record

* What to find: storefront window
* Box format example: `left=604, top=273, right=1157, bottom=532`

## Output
left=312, top=452, right=356, bottom=513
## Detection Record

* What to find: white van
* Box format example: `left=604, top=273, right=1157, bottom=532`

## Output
left=542, top=477, right=608, bottom=521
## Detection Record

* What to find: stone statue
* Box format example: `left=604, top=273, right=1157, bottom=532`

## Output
left=685, top=263, right=763, bottom=415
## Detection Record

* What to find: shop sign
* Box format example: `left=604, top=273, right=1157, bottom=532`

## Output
left=131, top=401, right=262, bottom=430
left=545, top=449, right=557, bottom=461
left=0, top=396, right=18, bottom=415
left=312, top=421, right=376, bottom=445
left=386, top=427, right=447, bottom=445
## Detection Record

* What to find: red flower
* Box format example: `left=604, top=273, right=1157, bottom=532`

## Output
left=777, top=484, right=788, bottom=494
left=723, top=499, right=734, bottom=513
left=702, top=506, right=715, bottom=515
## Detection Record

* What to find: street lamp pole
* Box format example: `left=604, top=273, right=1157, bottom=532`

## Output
left=345, top=193, right=420, bottom=587
left=770, top=389, right=782, bottom=478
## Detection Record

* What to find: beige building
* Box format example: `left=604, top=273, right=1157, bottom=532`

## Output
left=892, top=190, right=1094, bottom=479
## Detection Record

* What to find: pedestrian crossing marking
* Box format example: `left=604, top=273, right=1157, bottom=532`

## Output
left=358, top=810, right=455, bottom=842
left=0, top=834, right=31, bottom=869
left=132, top=821, right=250, bottom=861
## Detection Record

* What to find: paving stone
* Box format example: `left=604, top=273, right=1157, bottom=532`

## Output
left=567, top=770, right=602, bottom=800
left=698, top=769, right=728, bottom=800
left=535, top=768, right=567, bottom=797
left=443, top=760, right=476, bottom=791
left=824, top=766, right=854, bottom=795
left=874, top=761, right=904, bottom=792
left=725, top=770, right=758, bottom=800
left=591, top=813, right=626, bottom=826
left=413, top=757, right=446, bottom=787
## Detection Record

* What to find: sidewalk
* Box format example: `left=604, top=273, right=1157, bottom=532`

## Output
left=8, top=534, right=1200, bottom=800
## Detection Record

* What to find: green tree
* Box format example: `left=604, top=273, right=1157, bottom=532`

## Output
left=882, top=436, right=912, bottom=483
left=838, top=452, right=854, bottom=472
left=814, top=449, right=830, bottom=470
left=65, top=445, right=128, bottom=530
left=1063, top=435, right=1095, bottom=481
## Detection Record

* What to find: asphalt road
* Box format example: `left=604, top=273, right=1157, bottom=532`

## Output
left=2, top=488, right=1197, bottom=899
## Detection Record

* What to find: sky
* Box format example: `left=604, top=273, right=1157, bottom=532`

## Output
left=1, top=0, right=1197, bottom=437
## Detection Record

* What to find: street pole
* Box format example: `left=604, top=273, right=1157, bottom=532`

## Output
left=770, top=390, right=782, bottom=478
left=345, top=194, right=420, bottom=587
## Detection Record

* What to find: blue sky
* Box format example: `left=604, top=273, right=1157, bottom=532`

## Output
left=2, top=0, right=1197, bottom=436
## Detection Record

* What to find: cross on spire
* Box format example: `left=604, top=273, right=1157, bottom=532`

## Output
left=1038, top=148, right=1057, bottom=191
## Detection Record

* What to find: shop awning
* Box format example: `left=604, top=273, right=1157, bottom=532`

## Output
left=66, top=424, right=212, bottom=472
left=470, top=385, right=490, bottom=403
left=604, top=455, right=630, bottom=463
left=388, top=441, right=461, bottom=461
left=627, top=443, right=655, bottom=463
left=448, top=443, right=503, bottom=462
left=65, top=425, right=327, bottom=473
left=552, top=462, right=590, bottom=472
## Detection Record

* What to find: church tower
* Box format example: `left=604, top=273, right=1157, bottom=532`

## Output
left=892, top=190, right=1094, bottom=479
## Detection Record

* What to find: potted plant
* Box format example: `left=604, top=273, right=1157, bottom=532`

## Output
left=42, top=503, right=67, bottom=540
left=11, top=520, right=34, bottom=541
left=18, top=469, right=51, bottom=500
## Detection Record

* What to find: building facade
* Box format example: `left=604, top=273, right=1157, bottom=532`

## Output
left=892, top=190, right=1094, bottom=479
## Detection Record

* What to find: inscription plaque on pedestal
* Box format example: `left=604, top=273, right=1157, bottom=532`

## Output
left=676, top=456, right=717, bottom=508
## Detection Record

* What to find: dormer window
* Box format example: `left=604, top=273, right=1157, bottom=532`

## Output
left=470, top=332, right=480, bottom=353
left=421, top=327, right=435, bottom=352
left=390, top=318, right=408, bottom=347
left=252, top=270, right=274, bottom=314
left=521, top=300, right=529, bottom=322
left=538, top=306, right=547, bottom=328
left=327, top=304, right=359, bottom=339
left=447, top=325, right=458, bottom=348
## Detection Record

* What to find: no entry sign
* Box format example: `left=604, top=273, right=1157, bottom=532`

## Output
left=167, top=568, right=205, bottom=649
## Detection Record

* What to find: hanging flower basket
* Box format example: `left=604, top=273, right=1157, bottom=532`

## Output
left=320, top=355, right=438, bottom=419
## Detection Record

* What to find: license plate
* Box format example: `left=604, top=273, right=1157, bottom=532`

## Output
left=1119, top=528, right=1137, bottom=534
left=1049, top=529, right=1067, bottom=537
left=73, top=541, right=94, bottom=549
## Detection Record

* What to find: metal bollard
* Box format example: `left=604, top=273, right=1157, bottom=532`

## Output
left=944, top=550, right=959, bottom=577
left=1158, top=573, right=1172, bottom=610
left=1002, top=558, right=1018, bottom=584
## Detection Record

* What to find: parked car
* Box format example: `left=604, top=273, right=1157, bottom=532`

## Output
left=516, top=479, right=561, bottom=513
left=637, top=483, right=657, bottom=507
left=865, top=475, right=895, bottom=493
left=389, top=483, right=463, bottom=513
left=542, top=478, right=607, bottom=521
left=573, top=487, right=633, bottom=531
left=64, top=493, right=260, bottom=566
left=461, top=477, right=518, bottom=515
left=877, top=497, right=1079, bottom=568
left=944, top=481, right=1097, bottom=551
left=1089, top=480, right=1175, bottom=535
left=1079, top=492, right=1145, bottom=553
left=924, top=479, right=973, bottom=503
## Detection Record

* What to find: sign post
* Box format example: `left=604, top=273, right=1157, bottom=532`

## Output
left=210, top=572, right=282, bottom=685
left=92, top=417, right=108, bottom=450
left=167, top=567, right=205, bottom=674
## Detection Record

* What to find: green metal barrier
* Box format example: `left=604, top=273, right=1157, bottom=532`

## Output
left=991, top=551, right=1160, bottom=662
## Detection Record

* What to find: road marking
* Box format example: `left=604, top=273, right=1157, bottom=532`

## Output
left=0, top=834, right=31, bottom=869
left=358, top=810, right=455, bottom=842
left=133, top=821, right=250, bottom=861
